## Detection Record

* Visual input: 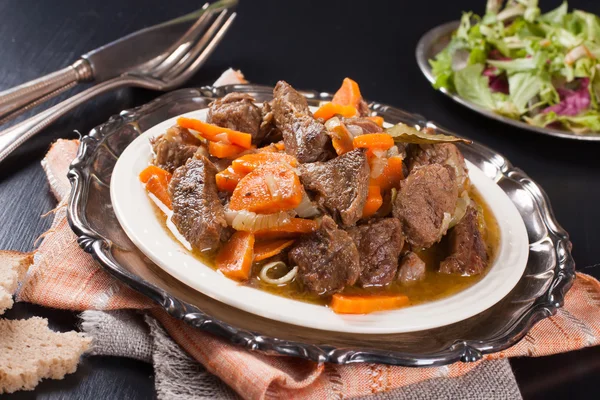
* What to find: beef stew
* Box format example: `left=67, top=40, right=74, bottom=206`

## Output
left=140, top=78, right=500, bottom=315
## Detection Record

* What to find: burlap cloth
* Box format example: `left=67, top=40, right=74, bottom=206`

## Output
left=80, top=310, right=522, bottom=400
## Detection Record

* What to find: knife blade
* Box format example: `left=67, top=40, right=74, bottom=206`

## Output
left=83, top=6, right=212, bottom=82
left=0, top=4, right=214, bottom=122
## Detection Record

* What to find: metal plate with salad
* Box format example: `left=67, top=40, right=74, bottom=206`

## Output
left=416, top=0, right=600, bottom=140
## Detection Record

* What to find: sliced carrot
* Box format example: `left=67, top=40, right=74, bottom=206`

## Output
left=330, top=294, right=409, bottom=314
left=209, top=141, right=246, bottom=159
left=229, top=163, right=303, bottom=213
left=254, top=239, right=295, bottom=262
left=352, top=133, right=394, bottom=156
left=332, top=78, right=363, bottom=109
left=231, top=152, right=298, bottom=175
left=177, top=117, right=252, bottom=149
left=257, top=141, right=286, bottom=153
left=362, top=185, right=382, bottom=218
left=146, top=175, right=172, bottom=209
left=139, top=165, right=171, bottom=184
left=325, top=118, right=354, bottom=155
left=216, top=231, right=255, bottom=281
left=370, top=156, right=403, bottom=191
left=367, top=116, right=384, bottom=127
left=313, top=102, right=357, bottom=120
left=215, top=166, right=245, bottom=193
left=254, top=218, right=319, bottom=240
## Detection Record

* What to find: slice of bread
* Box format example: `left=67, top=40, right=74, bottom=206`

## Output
left=0, top=317, right=92, bottom=393
left=0, top=251, right=33, bottom=315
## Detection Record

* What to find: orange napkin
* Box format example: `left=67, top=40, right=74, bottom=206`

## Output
left=4, top=139, right=600, bottom=399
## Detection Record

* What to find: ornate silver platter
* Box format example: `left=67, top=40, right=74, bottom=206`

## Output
left=67, top=85, right=575, bottom=366
left=416, top=21, right=600, bottom=142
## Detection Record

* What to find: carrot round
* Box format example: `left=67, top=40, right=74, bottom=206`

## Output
left=370, top=156, right=403, bottom=191
left=362, top=185, right=382, bottom=218
left=209, top=141, right=246, bottom=159
left=146, top=175, right=172, bottom=209
left=367, top=116, right=384, bottom=127
left=215, top=166, right=245, bottom=193
left=313, top=102, right=357, bottom=120
left=330, top=294, right=409, bottom=314
left=325, top=118, right=354, bottom=155
left=177, top=117, right=252, bottom=149
left=229, top=163, right=303, bottom=213
left=216, top=231, right=255, bottom=281
left=332, top=78, right=363, bottom=109
left=353, top=133, right=394, bottom=155
left=231, top=152, right=298, bottom=174
left=254, top=239, right=295, bottom=262
left=139, top=165, right=171, bottom=184
left=254, top=218, right=318, bottom=240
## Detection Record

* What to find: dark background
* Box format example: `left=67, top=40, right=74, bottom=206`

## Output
left=1, top=0, right=599, bottom=398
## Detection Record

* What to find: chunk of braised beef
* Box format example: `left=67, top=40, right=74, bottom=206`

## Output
left=347, top=218, right=404, bottom=287
left=169, top=155, right=228, bottom=252
left=342, top=117, right=382, bottom=134
left=397, top=252, right=426, bottom=285
left=408, top=143, right=468, bottom=190
left=257, top=101, right=283, bottom=144
left=440, top=206, right=488, bottom=276
left=206, top=93, right=262, bottom=143
left=298, top=149, right=370, bottom=227
left=151, top=126, right=201, bottom=173
left=393, top=164, right=459, bottom=249
left=289, top=216, right=360, bottom=295
left=272, top=81, right=331, bottom=163
left=357, top=98, right=370, bottom=117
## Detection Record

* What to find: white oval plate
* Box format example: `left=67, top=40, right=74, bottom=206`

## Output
left=111, top=108, right=529, bottom=334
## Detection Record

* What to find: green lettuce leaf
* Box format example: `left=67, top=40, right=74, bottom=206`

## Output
left=468, top=45, right=488, bottom=65
left=590, top=66, right=600, bottom=108
left=487, top=53, right=543, bottom=73
left=573, top=10, right=600, bottom=43
left=508, top=72, right=544, bottom=113
left=486, top=0, right=503, bottom=16
left=430, top=47, right=454, bottom=90
left=539, top=1, right=568, bottom=25
left=562, top=112, right=600, bottom=132
left=454, top=64, right=496, bottom=109
left=525, top=111, right=600, bottom=133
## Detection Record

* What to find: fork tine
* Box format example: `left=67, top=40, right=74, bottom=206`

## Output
left=160, top=10, right=236, bottom=82
left=148, top=3, right=214, bottom=76
left=133, top=3, right=211, bottom=74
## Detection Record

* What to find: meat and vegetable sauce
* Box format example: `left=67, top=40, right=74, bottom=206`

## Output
left=140, top=78, right=499, bottom=314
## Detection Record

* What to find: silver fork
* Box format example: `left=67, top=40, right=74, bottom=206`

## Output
left=0, top=3, right=236, bottom=164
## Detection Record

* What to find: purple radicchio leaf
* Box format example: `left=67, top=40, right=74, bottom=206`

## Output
left=483, top=66, right=509, bottom=94
left=543, top=78, right=590, bottom=116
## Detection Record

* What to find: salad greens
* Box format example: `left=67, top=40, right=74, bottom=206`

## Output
left=430, top=0, right=600, bottom=134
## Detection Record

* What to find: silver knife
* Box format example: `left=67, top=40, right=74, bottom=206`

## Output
left=0, top=5, right=209, bottom=122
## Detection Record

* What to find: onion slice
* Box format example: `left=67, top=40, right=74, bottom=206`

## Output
left=346, top=124, right=363, bottom=138
left=264, top=173, right=281, bottom=201
left=214, top=132, right=231, bottom=144
left=259, top=261, right=298, bottom=285
left=224, top=209, right=292, bottom=232
left=294, top=192, right=320, bottom=218
left=370, top=151, right=388, bottom=179
left=147, top=192, right=192, bottom=251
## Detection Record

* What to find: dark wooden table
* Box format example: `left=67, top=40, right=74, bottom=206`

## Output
left=1, top=0, right=599, bottom=398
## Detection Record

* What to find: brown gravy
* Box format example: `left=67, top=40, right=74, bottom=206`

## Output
left=154, top=184, right=500, bottom=307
